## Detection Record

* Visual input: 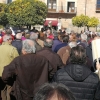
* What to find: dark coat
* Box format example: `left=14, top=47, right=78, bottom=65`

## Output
left=2, top=54, right=49, bottom=100
left=86, top=43, right=95, bottom=71
left=37, top=47, right=64, bottom=81
left=34, top=41, right=42, bottom=52
left=12, top=39, right=22, bottom=55
left=52, top=64, right=99, bottom=100
left=54, top=43, right=67, bottom=53
left=95, top=81, right=100, bottom=100
left=52, top=39, right=62, bottom=51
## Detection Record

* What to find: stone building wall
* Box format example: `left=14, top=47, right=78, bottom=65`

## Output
left=0, top=0, right=16, bottom=3
left=0, top=0, right=99, bottom=32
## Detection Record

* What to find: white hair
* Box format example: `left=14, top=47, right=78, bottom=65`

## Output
left=16, top=33, right=22, bottom=39
left=44, top=38, right=53, bottom=48
left=3, top=35, right=12, bottom=42
left=30, top=33, right=38, bottom=40
left=22, top=39, right=36, bottom=53
left=68, top=42, right=77, bottom=48
left=81, top=34, right=87, bottom=41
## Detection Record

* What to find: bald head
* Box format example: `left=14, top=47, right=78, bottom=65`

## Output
left=44, top=38, right=53, bottom=48
left=22, top=39, right=36, bottom=54
left=16, top=33, right=22, bottom=39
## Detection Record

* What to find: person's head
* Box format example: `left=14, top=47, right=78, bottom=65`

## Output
left=81, top=34, right=87, bottom=41
left=33, top=29, right=39, bottom=34
left=69, top=45, right=86, bottom=65
left=41, top=28, right=45, bottom=33
left=68, top=42, right=77, bottom=48
left=16, top=30, right=21, bottom=34
left=46, top=27, right=52, bottom=35
left=60, top=35, right=69, bottom=43
left=53, top=31, right=58, bottom=39
left=24, top=29, right=30, bottom=34
left=33, top=82, right=75, bottom=100
left=16, top=33, right=22, bottom=39
left=5, top=28, right=12, bottom=35
left=3, top=34, right=12, bottom=44
left=44, top=38, right=53, bottom=48
left=81, top=30, right=84, bottom=34
left=97, top=32, right=100, bottom=37
left=94, top=36, right=100, bottom=40
left=22, top=39, right=36, bottom=54
left=33, top=30, right=40, bottom=38
left=30, top=33, right=38, bottom=41
left=69, top=33, right=76, bottom=42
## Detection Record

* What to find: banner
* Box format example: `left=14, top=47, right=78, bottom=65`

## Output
left=92, top=39, right=100, bottom=62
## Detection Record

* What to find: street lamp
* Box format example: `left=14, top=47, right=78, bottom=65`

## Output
left=84, top=0, right=87, bottom=31
left=85, top=0, right=87, bottom=15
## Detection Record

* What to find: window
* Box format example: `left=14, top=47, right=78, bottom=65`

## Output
left=96, top=0, right=100, bottom=10
left=67, top=2, right=75, bottom=12
left=47, top=0, right=56, bottom=11
left=7, top=0, right=12, bottom=4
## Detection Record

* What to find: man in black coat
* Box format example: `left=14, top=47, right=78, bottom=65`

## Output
left=52, top=45, right=99, bottom=100
left=12, top=33, right=22, bottom=55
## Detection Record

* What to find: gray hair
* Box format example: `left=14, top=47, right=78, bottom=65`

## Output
left=44, top=38, right=53, bottom=48
left=30, top=33, right=38, bottom=40
left=97, top=32, right=100, bottom=37
left=81, top=34, right=87, bottom=41
left=3, top=34, right=12, bottom=42
left=16, top=33, right=22, bottom=39
left=22, top=39, right=36, bottom=53
left=53, top=30, right=58, bottom=37
left=68, top=42, right=77, bottom=48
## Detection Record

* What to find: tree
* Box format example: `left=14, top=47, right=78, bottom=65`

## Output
left=0, top=3, right=8, bottom=26
left=6, top=0, right=48, bottom=28
left=87, top=17, right=99, bottom=30
left=72, top=14, right=89, bottom=27
left=72, top=14, right=99, bottom=30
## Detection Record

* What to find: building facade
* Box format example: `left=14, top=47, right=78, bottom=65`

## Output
left=41, top=0, right=77, bottom=31
left=40, top=0, right=100, bottom=32
left=0, top=0, right=15, bottom=3
left=0, top=0, right=100, bottom=32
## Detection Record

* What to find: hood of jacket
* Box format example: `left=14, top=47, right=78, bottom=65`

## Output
left=65, top=64, right=91, bottom=82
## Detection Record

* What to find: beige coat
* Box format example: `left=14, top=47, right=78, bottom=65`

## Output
left=0, top=42, right=19, bottom=76
left=37, top=39, right=44, bottom=48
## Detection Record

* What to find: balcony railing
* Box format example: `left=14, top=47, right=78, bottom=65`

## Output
left=48, top=6, right=77, bottom=13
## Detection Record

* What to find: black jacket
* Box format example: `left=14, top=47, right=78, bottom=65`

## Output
left=12, top=39, right=22, bottom=55
left=52, top=64, right=99, bottom=100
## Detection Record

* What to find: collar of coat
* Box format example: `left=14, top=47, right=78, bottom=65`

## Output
left=43, top=47, right=52, bottom=51
left=2, top=42, right=11, bottom=45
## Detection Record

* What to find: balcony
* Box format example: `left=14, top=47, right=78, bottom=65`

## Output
left=47, top=6, right=77, bottom=18
left=96, top=4, right=100, bottom=13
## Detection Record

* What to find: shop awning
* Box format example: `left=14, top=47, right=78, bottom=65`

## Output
left=44, top=20, right=58, bottom=26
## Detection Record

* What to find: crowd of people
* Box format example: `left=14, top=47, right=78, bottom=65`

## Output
left=0, top=27, right=100, bottom=100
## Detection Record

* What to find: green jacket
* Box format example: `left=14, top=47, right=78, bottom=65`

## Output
left=0, top=42, right=19, bottom=76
